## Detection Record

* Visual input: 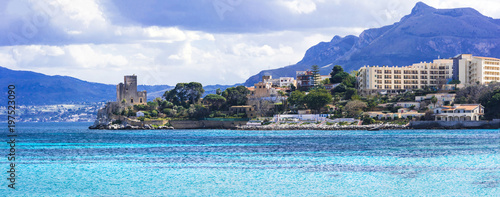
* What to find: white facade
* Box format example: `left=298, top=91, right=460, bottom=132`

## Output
left=395, top=102, right=421, bottom=109
left=415, top=93, right=456, bottom=108
left=453, top=54, right=500, bottom=85
left=358, top=59, right=453, bottom=92
left=434, top=104, right=484, bottom=121
left=365, top=111, right=424, bottom=120
left=279, top=77, right=296, bottom=88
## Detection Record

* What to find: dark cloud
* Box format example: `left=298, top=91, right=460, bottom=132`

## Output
left=107, top=0, right=417, bottom=33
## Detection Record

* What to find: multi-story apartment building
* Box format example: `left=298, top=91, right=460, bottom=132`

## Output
left=357, top=59, right=453, bottom=94
left=452, top=54, right=500, bottom=85
left=279, top=77, right=296, bottom=88
left=296, top=71, right=315, bottom=90
left=262, top=75, right=296, bottom=88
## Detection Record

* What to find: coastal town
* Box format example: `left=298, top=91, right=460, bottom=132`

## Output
left=0, top=103, right=105, bottom=122
left=91, top=53, right=500, bottom=130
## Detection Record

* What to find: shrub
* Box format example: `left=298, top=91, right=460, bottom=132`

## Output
left=362, top=117, right=375, bottom=125
left=151, top=110, right=158, bottom=117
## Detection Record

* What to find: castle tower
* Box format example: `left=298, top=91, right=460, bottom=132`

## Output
left=116, top=75, right=147, bottom=105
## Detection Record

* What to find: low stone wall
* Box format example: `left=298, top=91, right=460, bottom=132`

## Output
left=170, top=120, right=248, bottom=129
left=238, top=123, right=407, bottom=130
left=410, top=120, right=500, bottom=129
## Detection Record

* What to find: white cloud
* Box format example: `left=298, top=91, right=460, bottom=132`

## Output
left=3, top=0, right=500, bottom=86
left=280, top=0, right=317, bottom=14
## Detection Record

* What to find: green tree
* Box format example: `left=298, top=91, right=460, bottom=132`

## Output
left=321, top=78, right=330, bottom=85
left=222, top=86, right=250, bottom=107
left=216, top=88, right=222, bottom=95
left=449, top=79, right=461, bottom=90
left=204, top=94, right=227, bottom=110
left=344, top=87, right=358, bottom=100
left=331, top=72, right=349, bottom=84
left=344, top=100, right=367, bottom=117
left=151, top=110, right=158, bottom=117
left=362, top=117, right=376, bottom=125
left=290, top=84, right=296, bottom=92
left=431, top=96, right=438, bottom=105
left=288, top=90, right=306, bottom=109
left=330, top=65, right=344, bottom=83
left=147, top=101, right=158, bottom=110
left=187, top=104, right=209, bottom=119
left=341, top=75, right=356, bottom=88
left=163, top=82, right=205, bottom=106
left=304, top=88, right=332, bottom=113
left=480, top=89, right=500, bottom=120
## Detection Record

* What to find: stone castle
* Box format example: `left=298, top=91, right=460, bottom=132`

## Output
left=116, top=75, right=147, bottom=105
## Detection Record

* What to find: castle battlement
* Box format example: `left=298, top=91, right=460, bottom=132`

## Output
left=116, top=75, right=147, bottom=104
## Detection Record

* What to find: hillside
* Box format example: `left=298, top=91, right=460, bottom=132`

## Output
left=0, top=67, right=240, bottom=105
left=245, top=2, right=500, bottom=85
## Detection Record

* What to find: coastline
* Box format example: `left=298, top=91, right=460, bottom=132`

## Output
left=88, top=120, right=500, bottom=130
left=237, top=123, right=407, bottom=130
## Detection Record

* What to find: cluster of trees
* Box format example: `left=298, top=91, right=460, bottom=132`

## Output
left=287, top=64, right=359, bottom=115
left=455, top=82, right=500, bottom=120
left=118, top=64, right=500, bottom=122
left=329, top=65, right=358, bottom=100
left=287, top=88, right=332, bottom=113
left=116, top=82, right=255, bottom=120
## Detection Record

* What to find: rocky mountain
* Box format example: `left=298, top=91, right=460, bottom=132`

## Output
left=245, top=2, right=500, bottom=86
left=0, top=67, right=173, bottom=105
left=0, top=67, right=240, bottom=106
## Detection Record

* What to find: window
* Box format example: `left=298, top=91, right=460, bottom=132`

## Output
left=485, top=76, right=500, bottom=81
left=485, top=66, right=500, bottom=70
left=484, top=71, right=500, bottom=76
left=485, top=61, right=500, bottom=65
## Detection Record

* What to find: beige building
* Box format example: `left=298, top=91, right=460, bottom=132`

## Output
left=230, top=105, right=256, bottom=118
left=358, top=59, right=453, bottom=94
left=434, top=104, right=484, bottom=121
left=452, top=54, right=500, bottom=85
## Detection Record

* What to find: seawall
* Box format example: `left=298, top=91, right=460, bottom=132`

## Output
left=170, top=120, right=249, bottom=129
left=409, top=120, right=500, bottom=129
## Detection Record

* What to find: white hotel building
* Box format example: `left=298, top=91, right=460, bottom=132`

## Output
left=358, top=54, right=500, bottom=94
left=357, top=59, right=453, bottom=94
left=452, top=54, right=500, bottom=85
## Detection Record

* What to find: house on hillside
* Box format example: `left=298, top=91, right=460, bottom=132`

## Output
left=434, top=104, right=484, bottom=121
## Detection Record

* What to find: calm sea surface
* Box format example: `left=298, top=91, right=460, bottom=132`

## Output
left=1, top=122, right=499, bottom=196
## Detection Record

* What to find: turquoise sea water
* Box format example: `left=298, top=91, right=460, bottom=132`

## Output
left=1, top=122, right=499, bottom=196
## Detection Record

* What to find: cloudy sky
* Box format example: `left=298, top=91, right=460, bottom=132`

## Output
left=2, top=0, right=500, bottom=85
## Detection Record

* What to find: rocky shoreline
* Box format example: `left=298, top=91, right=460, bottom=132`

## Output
left=237, top=123, right=409, bottom=130
left=89, top=124, right=174, bottom=130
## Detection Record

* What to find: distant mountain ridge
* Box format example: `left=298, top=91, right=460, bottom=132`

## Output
left=244, top=2, right=500, bottom=86
left=0, top=67, right=240, bottom=105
